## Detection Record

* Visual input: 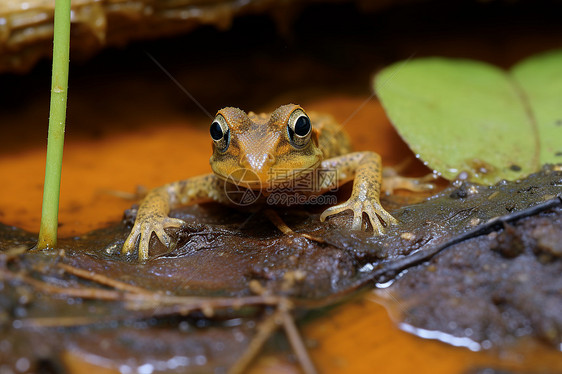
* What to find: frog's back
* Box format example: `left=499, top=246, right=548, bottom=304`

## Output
left=310, top=112, right=352, bottom=159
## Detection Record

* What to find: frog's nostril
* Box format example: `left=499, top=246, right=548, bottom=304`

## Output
left=267, top=153, right=274, bottom=162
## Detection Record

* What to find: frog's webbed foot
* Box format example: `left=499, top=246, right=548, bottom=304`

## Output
left=320, top=198, right=398, bottom=235
left=122, top=215, right=185, bottom=261
left=382, top=168, right=437, bottom=195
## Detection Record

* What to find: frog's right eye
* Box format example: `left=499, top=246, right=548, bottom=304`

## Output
left=287, top=109, right=312, bottom=149
left=210, top=114, right=230, bottom=152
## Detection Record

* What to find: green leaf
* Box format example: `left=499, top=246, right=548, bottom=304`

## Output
left=374, top=51, right=562, bottom=185
left=511, top=49, right=562, bottom=165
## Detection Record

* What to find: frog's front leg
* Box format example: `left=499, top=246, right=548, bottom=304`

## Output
left=319, top=152, right=398, bottom=235
left=122, top=174, right=225, bottom=261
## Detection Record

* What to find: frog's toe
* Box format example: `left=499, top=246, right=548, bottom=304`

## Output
left=407, top=174, right=436, bottom=192
left=140, top=219, right=185, bottom=261
left=362, top=201, right=398, bottom=235
left=122, top=224, right=141, bottom=256
left=122, top=217, right=186, bottom=262
left=351, top=203, right=363, bottom=231
left=163, top=217, right=185, bottom=229
left=382, top=173, right=437, bottom=194
left=137, top=224, right=155, bottom=261
left=320, top=200, right=366, bottom=230
left=154, top=218, right=185, bottom=248
left=156, top=230, right=171, bottom=247
left=319, top=202, right=351, bottom=223
left=321, top=199, right=397, bottom=235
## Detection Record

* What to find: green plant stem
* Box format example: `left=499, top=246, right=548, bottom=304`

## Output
left=37, top=0, right=71, bottom=249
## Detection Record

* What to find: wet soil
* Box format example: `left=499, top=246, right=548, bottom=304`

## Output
left=0, top=168, right=560, bottom=373
left=394, top=204, right=562, bottom=349
left=391, top=184, right=562, bottom=351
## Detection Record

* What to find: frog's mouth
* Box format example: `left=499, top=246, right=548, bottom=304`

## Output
left=217, top=163, right=320, bottom=191
left=217, top=168, right=265, bottom=190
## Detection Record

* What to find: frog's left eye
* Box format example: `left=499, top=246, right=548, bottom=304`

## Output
left=287, top=109, right=312, bottom=148
left=210, top=114, right=230, bottom=152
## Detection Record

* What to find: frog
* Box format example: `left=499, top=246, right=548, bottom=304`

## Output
left=122, top=104, right=432, bottom=261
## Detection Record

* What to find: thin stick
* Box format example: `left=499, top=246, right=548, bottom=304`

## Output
left=5, top=263, right=317, bottom=373
left=20, top=316, right=111, bottom=328
left=281, top=306, right=317, bottom=374
left=0, top=246, right=27, bottom=263
left=0, top=269, right=123, bottom=300
left=0, top=266, right=280, bottom=309
left=38, top=0, right=71, bottom=249
left=57, top=262, right=153, bottom=295
left=340, top=196, right=562, bottom=295
left=228, top=308, right=284, bottom=374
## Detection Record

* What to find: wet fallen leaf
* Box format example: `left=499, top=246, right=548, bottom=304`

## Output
left=374, top=49, right=562, bottom=184
left=511, top=49, right=562, bottom=165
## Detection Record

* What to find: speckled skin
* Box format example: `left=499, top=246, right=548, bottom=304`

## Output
left=123, top=104, right=397, bottom=260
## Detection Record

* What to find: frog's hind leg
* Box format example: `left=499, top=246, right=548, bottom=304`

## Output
left=264, top=209, right=325, bottom=243
left=382, top=167, right=437, bottom=195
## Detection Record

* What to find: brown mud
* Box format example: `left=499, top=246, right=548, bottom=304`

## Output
left=0, top=167, right=560, bottom=373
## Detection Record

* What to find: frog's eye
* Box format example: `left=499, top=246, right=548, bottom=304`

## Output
left=210, top=114, right=230, bottom=152
left=287, top=109, right=312, bottom=148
